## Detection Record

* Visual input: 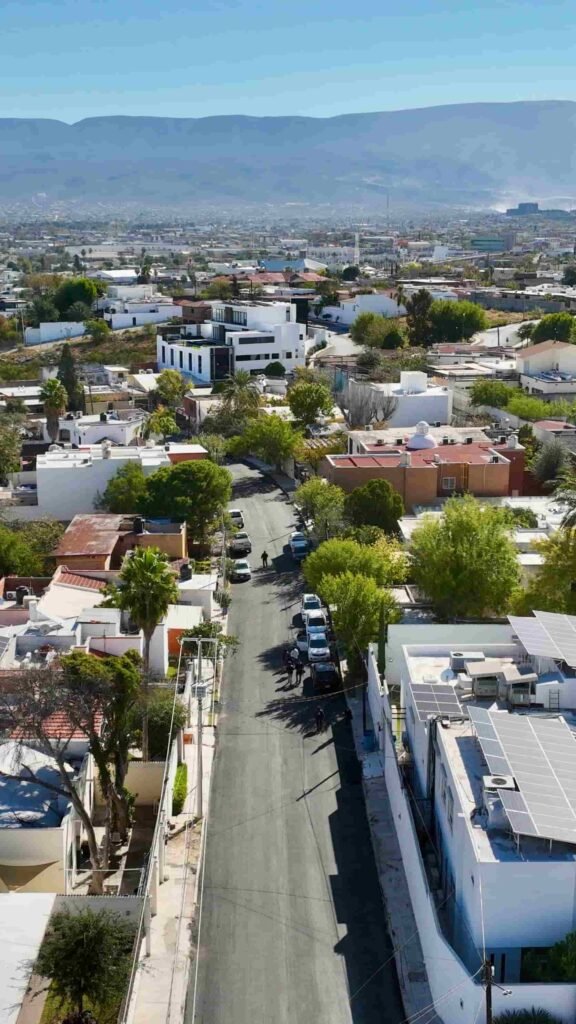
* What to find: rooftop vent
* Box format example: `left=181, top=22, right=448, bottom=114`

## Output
left=466, top=436, right=473, bottom=444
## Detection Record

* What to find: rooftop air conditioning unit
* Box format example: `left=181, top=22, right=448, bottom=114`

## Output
left=376, top=439, right=384, bottom=446
left=466, top=437, right=473, bottom=444
left=450, top=651, right=485, bottom=672
left=435, top=421, right=442, bottom=427
left=396, top=437, right=403, bottom=445
left=442, top=437, right=450, bottom=444
left=482, top=775, right=516, bottom=792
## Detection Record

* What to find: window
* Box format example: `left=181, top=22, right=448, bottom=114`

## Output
left=441, top=476, right=456, bottom=491
left=446, top=788, right=454, bottom=831
left=162, top=345, right=166, bottom=363
left=188, top=353, right=192, bottom=371
left=237, top=336, right=274, bottom=346
left=284, top=351, right=293, bottom=359
left=198, top=355, right=202, bottom=374
left=286, top=308, right=291, bottom=321
left=170, top=349, right=174, bottom=366
left=179, top=351, right=183, bottom=369
left=440, top=764, right=447, bottom=805
left=272, top=353, right=279, bottom=359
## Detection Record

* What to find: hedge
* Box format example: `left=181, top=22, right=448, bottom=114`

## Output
left=172, top=762, right=188, bottom=815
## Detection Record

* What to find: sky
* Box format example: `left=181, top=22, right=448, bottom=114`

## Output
left=1, top=0, right=574, bottom=122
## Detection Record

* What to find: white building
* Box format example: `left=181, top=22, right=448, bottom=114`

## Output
left=35, top=441, right=206, bottom=519
left=320, top=292, right=405, bottom=326
left=42, top=410, right=148, bottom=447
left=24, top=321, right=86, bottom=346
left=346, top=372, right=452, bottom=428
left=105, top=301, right=182, bottom=331
left=516, top=339, right=576, bottom=395
left=156, top=300, right=307, bottom=381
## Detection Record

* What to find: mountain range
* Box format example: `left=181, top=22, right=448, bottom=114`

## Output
left=1, top=101, right=575, bottom=209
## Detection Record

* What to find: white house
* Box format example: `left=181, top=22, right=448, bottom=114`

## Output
left=35, top=441, right=206, bottom=519
left=156, top=300, right=307, bottom=381
left=516, top=340, right=576, bottom=395
left=105, top=301, right=182, bottom=330
left=43, top=410, right=148, bottom=447
left=320, top=292, right=404, bottom=326
left=345, top=372, right=453, bottom=428
left=25, top=321, right=86, bottom=346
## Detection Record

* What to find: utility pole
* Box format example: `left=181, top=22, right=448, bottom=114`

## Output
left=483, top=958, right=493, bottom=1024
left=195, top=687, right=203, bottom=820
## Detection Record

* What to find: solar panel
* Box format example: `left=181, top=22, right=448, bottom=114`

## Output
left=469, top=708, right=576, bottom=846
left=508, top=611, right=576, bottom=667
left=409, top=682, right=462, bottom=721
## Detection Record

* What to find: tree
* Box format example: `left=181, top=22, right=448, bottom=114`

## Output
left=35, top=908, right=135, bottom=1014
left=62, top=301, right=93, bottom=323
left=57, top=344, right=83, bottom=410
left=294, top=430, right=348, bottom=475
left=405, top=288, right=433, bottom=347
left=427, top=299, right=487, bottom=345
left=25, top=295, right=60, bottom=327
left=530, top=313, right=575, bottom=344
left=129, top=688, right=187, bottom=761
left=502, top=506, right=538, bottom=529
left=318, top=572, right=400, bottom=673
left=513, top=529, right=576, bottom=615
left=341, top=265, right=360, bottom=281
left=220, top=371, right=261, bottom=418
left=410, top=496, right=520, bottom=618
left=287, top=381, right=333, bottom=426
left=469, top=379, right=517, bottom=408
left=202, top=280, right=233, bottom=300
left=294, top=478, right=346, bottom=540
left=506, top=394, right=552, bottom=421
left=99, top=461, right=148, bottom=513
left=522, top=931, right=576, bottom=983
left=144, top=459, right=232, bottom=541
left=145, top=405, right=178, bottom=440
left=531, top=437, right=568, bottom=487
left=344, top=479, right=404, bottom=534
left=0, top=524, right=43, bottom=575
left=495, top=1012, right=563, bottom=1024
left=84, top=318, right=110, bottom=342
left=239, top=414, right=301, bottom=470
left=350, top=312, right=405, bottom=350
left=517, top=321, right=535, bottom=341
left=188, top=433, right=227, bottom=464
left=0, top=419, right=22, bottom=482
left=109, top=547, right=178, bottom=758
left=40, top=377, right=68, bottom=442
left=562, top=265, right=576, bottom=287
left=264, top=361, right=286, bottom=377
left=355, top=348, right=383, bottom=373
left=156, top=368, right=188, bottom=409
left=181, top=619, right=239, bottom=659
left=53, top=278, right=100, bottom=317
left=303, top=536, right=408, bottom=593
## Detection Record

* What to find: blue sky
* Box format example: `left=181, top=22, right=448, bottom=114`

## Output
left=1, top=0, right=573, bottom=121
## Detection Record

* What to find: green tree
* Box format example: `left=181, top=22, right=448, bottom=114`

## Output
left=411, top=496, right=520, bottom=618
left=62, top=301, right=93, bottom=323
left=495, top=1011, right=563, bottom=1024
left=469, top=379, right=517, bottom=408
left=294, top=430, right=348, bottom=475
left=128, top=687, right=187, bottom=761
left=513, top=529, right=576, bottom=615
left=84, top=318, right=111, bottom=342
left=506, top=394, right=552, bottom=421
left=145, top=405, right=178, bottom=440
left=562, top=265, right=576, bottom=287
left=405, top=288, right=433, bottom=347
left=109, top=547, right=178, bottom=758
left=8, top=518, right=64, bottom=572
left=319, top=572, right=400, bottom=673
left=40, top=377, right=68, bottom=442
left=99, top=462, right=148, bottom=514
left=0, top=419, right=22, bottom=482
left=156, top=368, right=188, bottom=409
left=181, top=619, right=239, bottom=659
left=25, top=295, right=60, bottom=328
left=530, top=312, right=575, bottom=344
left=53, top=277, right=100, bottom=317
left=350, top=312, right=405, bottom=349
left=303, top=536, right=407, bottom=593
left=202, top=280, right=233, bottom=300
left=220, top=371, right=261, bottom=418
left=0, top=525, right=42, bottom=575
left=57, top=343, right=83, bottom=410
left=144, top=459, right=232, bottom=541
left=522, top=930, right=576, bottom=983
left=239, top=414, right=301, bottom=470
left=264, top=361, right=286, bottom=377
left=517, top=321, right=535, bottom=341
left=428, top=299, right=487, bottom=345
left=355, top=348, right=384, bottom=373
left=287, top=381, right=333, bottom=425
left=531, top=437, right=568, bottom=488
left=294, top=478, right=346, bottom=540
left=341, top=265, right=360, bottom=281
left=344, top=478, right=404, bottom=534
left=188, top=433, right=227, bottom=464
left=35, top=908, right=135, bottom=1014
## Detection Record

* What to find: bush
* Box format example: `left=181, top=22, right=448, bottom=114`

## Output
left=494, top=1011, right=564, bottom=1024
left=172, top=762, right=188, bottom=815
left=129, top=689, right=187, bottom=760
left=469, top=379, right=517, bottom=409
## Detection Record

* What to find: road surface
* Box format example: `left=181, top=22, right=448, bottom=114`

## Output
left=187, top=463, right=403, bottom=1024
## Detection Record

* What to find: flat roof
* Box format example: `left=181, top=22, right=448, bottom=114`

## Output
left=327, top=446, right=508, bottom=469
left=0, top=893, right=55, bottom=1024
left=55, top=515, right=124, bottom=557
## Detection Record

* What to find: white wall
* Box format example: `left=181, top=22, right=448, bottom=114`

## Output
left=386, top=625, right=516, bottom=687
left=322, top=293, right=404, bottom=325
left=24, top=322, right=86, bottom=346
left=148, top=621, right=168, bottom=676
left=177, top=575, right=216, bottom=618
left=348, top=379, right=452, bottom=428
left=107, top=308, right=181, bottom=330
left=157, top=338, right=212, bottom=382
left=229, top=322, right=305, bottom=373
left=36, top=452, right=167, bottom=519
left=45, top=417, right=145, bottom=447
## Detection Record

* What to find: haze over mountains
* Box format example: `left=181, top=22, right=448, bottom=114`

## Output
left=1, top=100, right=575, bottom=209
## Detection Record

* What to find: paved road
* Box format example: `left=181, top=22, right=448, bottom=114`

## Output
left=187, top=463, right=403, bottom=1024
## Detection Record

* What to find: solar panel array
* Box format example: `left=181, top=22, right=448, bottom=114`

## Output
left=468, top=706, right=576, bottom=846
left=409, top=682, right=462, bottom=722
left=509, top=611, right=576, bottom=666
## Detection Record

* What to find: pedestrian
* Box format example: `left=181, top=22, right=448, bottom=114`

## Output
left=315, top=706, right=325, bottom=734
left=290, top=645, right=300, bottom=665
left=295, top=662, right=304, bottom=685
left=261, top=550, right=269, bottom=569
left=286, top=659, right=294, bottom=684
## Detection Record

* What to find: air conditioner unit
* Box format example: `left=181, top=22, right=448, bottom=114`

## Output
left=483, top=775, right=516, bottom=792
left=450, top=651, right=485, bottom=672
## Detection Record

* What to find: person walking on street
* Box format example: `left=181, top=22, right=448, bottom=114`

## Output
left=286, top=658, right=294, bottom=685
left=290, top=645, right=300, bottom=665
left=295, top=661, right=304, bottom=685
left=315, top=706, right=325, bottom=734
left=261, top=550, right=269, bottom=569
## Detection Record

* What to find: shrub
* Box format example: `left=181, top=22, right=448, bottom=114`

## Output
left=494, top=1010, right=563, bottom=1024
left=172, top=762, right=188, bottom=815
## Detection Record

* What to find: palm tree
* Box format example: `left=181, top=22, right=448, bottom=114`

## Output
left=220, top=371, right=261, bottom=418
left=113, top=547, right=178, bottom=760
left=40, top=378, right=68, bottom=443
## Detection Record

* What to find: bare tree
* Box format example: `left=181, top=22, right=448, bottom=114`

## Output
left=339, top=379, right=399, bottom=429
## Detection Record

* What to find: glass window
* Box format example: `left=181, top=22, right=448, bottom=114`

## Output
left=179, top=351, right=183, bottom=368
left=284, top=351, right=292, bottom=359
left=188, top=353, right=192, bottom=371
left=442, top=477, right=456, bottom=491
left=162, top=345, right=166, bottom=362
left=170, top=349, right=174, bottom=366
left=198, top=355, right=202, bottom=374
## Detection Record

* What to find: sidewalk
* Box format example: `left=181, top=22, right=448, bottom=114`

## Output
left=345, top=686, right=437, bottom=1023
left=244, top=456, right=296, bottom=496
left=129, top=689, right=216, bottom=1024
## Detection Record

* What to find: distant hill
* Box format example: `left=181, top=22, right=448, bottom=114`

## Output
left=1, top=101, right=575, bottom=208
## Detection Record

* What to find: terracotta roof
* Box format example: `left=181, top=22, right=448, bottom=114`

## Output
left=11, top=709, right=104, bottom=742
left=55, top=514, right=124, bottom=557
left=326, top=444, right=508, bottom=469
left=534, top=419, right=576, bottom=430
left=518, top=340, right=573, bottom=358
left=58, top=571, right=107, bottom=592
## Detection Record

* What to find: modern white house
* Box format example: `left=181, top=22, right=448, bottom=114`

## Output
left=345, top=372, right=453, bottom=428
left=320, top=291, right=405, bottom=326
left=361, top=612, right=576, bottom=1024
left=34, top=441, right=206, bottom=519
left=42, top=410, right=148, bottom=447
left=156, top=300, right=307, bottom=381
left=516, top=340, right=576, bottom=395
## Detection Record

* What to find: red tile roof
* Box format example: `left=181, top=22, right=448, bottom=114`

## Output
left=12, top=709, right=104, bottom=741
left=58, top=571, right=107, bottom=592
left=327, top=445, right=506, bottom=469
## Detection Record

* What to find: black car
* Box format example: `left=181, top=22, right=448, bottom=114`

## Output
left=311, top=661, right=340, bottom=693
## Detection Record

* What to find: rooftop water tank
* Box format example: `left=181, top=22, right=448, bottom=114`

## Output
left=400, top=370, right=428, bottom=393
left=406, top=421, right=438, bottom=450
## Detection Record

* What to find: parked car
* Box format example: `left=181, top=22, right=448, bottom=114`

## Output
left=229, top=509, right=245, bottom=529
left=311, top=661, right=340, bottom=693
left=230, top=558, right=252, bottom=582
left=301, top=593, right=322, bottom=617
left=290, top=531, right=309, bottom=561
left=295, top=631, right=309, bottom=654
left=305, top=610, right=329, bottom=637
left=307, top=633, right=331, bottom=663
left=229, top=531, right=252, bottom=555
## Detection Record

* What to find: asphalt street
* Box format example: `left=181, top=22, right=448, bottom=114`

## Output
left=186, top=463, right=404, bottom=1024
